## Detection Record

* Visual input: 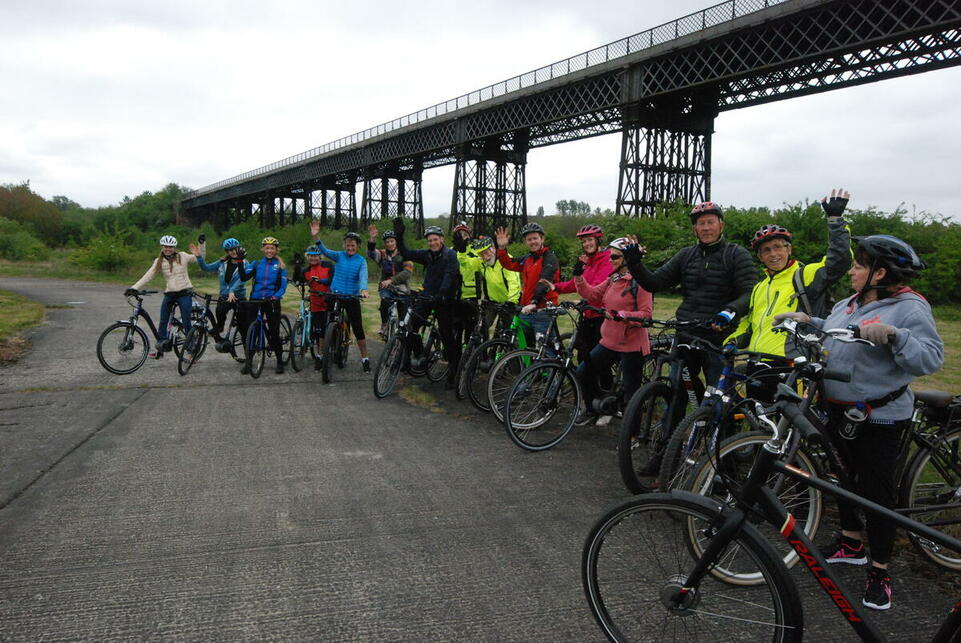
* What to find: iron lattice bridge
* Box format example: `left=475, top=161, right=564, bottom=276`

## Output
left=181, top=0, right=961, bottom=238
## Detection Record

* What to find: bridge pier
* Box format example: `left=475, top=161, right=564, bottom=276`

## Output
left=450, top=137, right=527, bottom=239
left=361, top=162, right=424, bottom=237
left=307, top=178, right=358, bottom=231
left=616, top=95, right=716, bottom=217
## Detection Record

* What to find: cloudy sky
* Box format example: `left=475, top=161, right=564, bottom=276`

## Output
left=3, top=0, right=960, bottom=220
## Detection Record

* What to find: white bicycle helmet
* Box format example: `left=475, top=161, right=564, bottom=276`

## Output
left=608, top=237, right=631, bottom=251
left=159, top=235, right=178, bottom=247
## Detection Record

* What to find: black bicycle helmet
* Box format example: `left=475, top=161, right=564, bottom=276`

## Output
left=343, top=232, right=362, bottom=243
left=519, top=222, right=545, bottom=237
left=382, top=230, right=396, bottom=240
left=855, top=235, right=926, bottom=279
left=424, top=226, right=444, bottom=238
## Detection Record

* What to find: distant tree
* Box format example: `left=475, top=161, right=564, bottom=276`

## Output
left=536, top=205, right=545, bottom=218
left=0, top=182, right=63, bottom=244
left=51, top=195, right=82, bottom=212
left=555, top=200, right=569, bottom=216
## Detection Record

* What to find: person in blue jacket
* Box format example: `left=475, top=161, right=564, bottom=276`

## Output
left=190, top=236, right=250, bottom=352
left=309, top=219, right=371, bottom=372
left=236, top=236, right=288, bottom=374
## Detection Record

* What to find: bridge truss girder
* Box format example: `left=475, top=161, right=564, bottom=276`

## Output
left=449, top=138, right=528, bottom=239
left=361, top=162, right=425, bottom=237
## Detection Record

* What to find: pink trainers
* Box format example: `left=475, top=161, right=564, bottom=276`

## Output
left=863, top=567, right=892, bottom=610
left=825, top=536, right=868, bottom=565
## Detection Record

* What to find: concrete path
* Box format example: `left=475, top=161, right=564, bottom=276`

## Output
left=0, top=277, right=955, bottom=641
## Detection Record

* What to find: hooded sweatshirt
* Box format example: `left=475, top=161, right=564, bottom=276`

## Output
left=575, top=272, right=653, bottom=354
left=815, top=289, right=943, bottom=421
left=554, top=248, right=615, bottom=319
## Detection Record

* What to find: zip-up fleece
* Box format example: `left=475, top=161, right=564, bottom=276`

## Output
left=196, top=254, right=249, bottom=299
left=241, top=257, right=288, bottom=299
left=575, top=273, right=652, bottom=354
left=726, top=220, right=851, bottom=356
left=313, top=240, right=368, bottom=296
left=816, top=289, right=944, bottom=421
left=497, top=246, right=560, bottom=308
left=555, top=248, right=615, bottom=319
left=131, top=252, right=196, bottom=292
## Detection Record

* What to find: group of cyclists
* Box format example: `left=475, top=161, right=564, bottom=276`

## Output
left=126, top=187, right=945, bottom=611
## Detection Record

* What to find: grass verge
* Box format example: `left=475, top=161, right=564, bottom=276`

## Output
left=0, top=290, right=45, bottom=363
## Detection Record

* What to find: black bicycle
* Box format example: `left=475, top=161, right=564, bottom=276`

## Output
left=97, top=290, right=190, bottom=374
left=243, top=299, right=292, bottom=379
left=177, top=292, right=215, bottom=376
left=320, top=293, right=360, bottom=384
left=372, top=293, right=449, bottom=397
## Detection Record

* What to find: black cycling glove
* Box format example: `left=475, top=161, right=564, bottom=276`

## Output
left=572, top=260, right=585, bottom=277
left=124, top=288, right=138, bottom=296
left=821, top=195, right=848, bottom=219
left=234, top=247, right=246, bottom=260
left=198, top=234, right=206, bottom=244
left=623, top=244, right=644, bottom=266
left=392, top=217, right=406, bottom=238
left=452, top=235, right=468, bottom=252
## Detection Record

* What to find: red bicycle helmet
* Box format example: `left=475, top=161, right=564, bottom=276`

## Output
left=751, top=224, right=792, bottom=250
left=689, top=201, right=724, bottom=224
left=576, top=224, right=604, bottom=238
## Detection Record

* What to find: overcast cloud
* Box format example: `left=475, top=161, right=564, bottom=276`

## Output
left=2, top=0, right=959, bottom=220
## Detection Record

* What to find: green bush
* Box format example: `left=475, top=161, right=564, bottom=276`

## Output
left=70, top=232, right=140, bottom=272
left=0, top=217, right=50, bottom=261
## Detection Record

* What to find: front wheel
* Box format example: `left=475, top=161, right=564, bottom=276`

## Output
left=464, top=338, right=513, bottom=413
left=245, top=320, right=266, bottom=379
left=900, top=426, right=961, bottom=570
left=504, top=362, right=580, bottom=451
left=488, top=349, right=539, bottom=423
left=373, top=335, right=406, bottom=398
left=177, top=326, right=205, bottom=376
left=290, top=318, right=306, bottom=372
left=582, top=492, right=804, bottom=642
left=227, top=325, right=245, bottom=363
left=617, top=380, right=674, bottom=494
left=277, top=314, right=292, bottom=365
left=322, top=320, right=340, bottom=384
left=96, top=322, right=149, bottom=375
left=424, top=328, right=448, bottom=383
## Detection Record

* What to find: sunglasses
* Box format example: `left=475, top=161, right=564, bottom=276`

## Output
left=609, top=253, right=624, bottom=260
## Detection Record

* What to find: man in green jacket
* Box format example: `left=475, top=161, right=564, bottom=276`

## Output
left=473, top=235, right=521, bottom=333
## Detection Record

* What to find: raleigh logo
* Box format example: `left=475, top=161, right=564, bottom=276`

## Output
left=788, top=539, right=862, bottom=622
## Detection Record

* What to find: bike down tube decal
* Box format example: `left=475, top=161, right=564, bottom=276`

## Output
left=779, top=513, right=796, bottom=538
left=786, top=531, right=863, bottom=623
left=783, top=463, right=811, bottom=478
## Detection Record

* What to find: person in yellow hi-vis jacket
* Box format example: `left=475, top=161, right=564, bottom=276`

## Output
left=726, top=188, right=852, bottom=394
left=473, top=235, right=521, bottom=335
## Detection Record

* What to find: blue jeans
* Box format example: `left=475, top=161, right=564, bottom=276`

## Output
left=158, top=291, right=192, bottom=342
left=520, top=311, right=554, bottom=357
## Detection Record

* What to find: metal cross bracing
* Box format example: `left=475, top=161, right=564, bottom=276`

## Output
left=448, top=139, right=528, bottom=239
left=182, top=0, right=961, bottom=224
left=360, top=163, right=425, bottom=236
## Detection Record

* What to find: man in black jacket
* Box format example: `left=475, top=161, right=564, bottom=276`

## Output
left=624, top=201, right=757, bottom=387
left=393, top=217, right=461, bottom=388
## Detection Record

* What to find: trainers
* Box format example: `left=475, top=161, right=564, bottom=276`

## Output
left=826, top=535, right=868, bottom=565
left=863, top=567, right=892, bottom=610
left=362, top=358, right=371, bottom=373
left=575, top=411, right=596, bottom=426
left=149, top=350, right=163, bottom=359
left=314, top=357, right=323, bottom=372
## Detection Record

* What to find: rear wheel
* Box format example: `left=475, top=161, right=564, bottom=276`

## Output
left=373, top=335, right=406, bottom=398
left=96, top=322, right=149, bottom=375
left=617, top=380, right=674, bottom=494
left=177, top=326, right=205, bottom=376
left=424, top=328, right=448, bottom=383
left=277, top=315, right=292, bottom=365
left=227, top=325, right=245, bottom=363
left=488, top=349, right=539, bottom=423
left=464, top=338, right=513, bottom=413
left=660, top=405, right=757, bottom=492
left=323, top=320, right=340, bottom=383
left=244, top=320, right=265, bottom=379
left=504, top=362, right=580, bottom=451
left=290, top=318, right=306, bottom=372
left=582, top=493, right=804, bottom=642
left=901, top=426, right=961, bottom=571
left=337, top=321, right=350, bottom=368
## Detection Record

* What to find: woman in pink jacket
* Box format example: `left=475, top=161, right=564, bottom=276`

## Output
left=573, top=237, right=653, bottom=423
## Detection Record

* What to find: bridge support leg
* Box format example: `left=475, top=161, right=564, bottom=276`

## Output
left=361, top=162, right=424, bottom=237
left=307, top=178, right=358, bottom=231
left=450, top=138, right=527, bottom=239
left=615, top=101, right=715, bottom=217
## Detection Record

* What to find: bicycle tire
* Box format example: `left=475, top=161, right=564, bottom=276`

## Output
left=686, top=431, right=824, bottom=585
left=582, top=492, right=804, bottom=642
left=170, top=319, right=187, bottom=359
left=424, top=329, right=448, bottom=383
left=373, top=335, right=406, bottom=398
left=488, top=349, right=539, bottom=423
left=278, top=314, right=292, bottom=366
left=900, top=426, right=961, bottom=571
left=227, top=325, right=245, bottom=363
left=504, top=362, right=581, bottom=451
left=337, top=321, right=349, bottom=369
left=617, top=380, right=674, bottom=494
left=290, top=318, right=306, bottom=372
left=464, top=338, right=513, bottom=413
left=659, top=405, right=757, bottom=492
left=177, top=326, right=205, bottom=376
left=454, top=337, right=481, bottom=401
left=245, top=320, right=265, bottom=379
left=323, top=320, right=339, bottom=383
left=96, top=322, right=149, bottom=375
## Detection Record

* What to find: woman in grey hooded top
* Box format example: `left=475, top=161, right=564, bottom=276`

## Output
left=777, top=234, right=943, bottom=612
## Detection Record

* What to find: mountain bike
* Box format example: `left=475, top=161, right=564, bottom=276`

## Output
left=97, top=290, right=189, bottom=374
left=581, top=350, right=961, bottom=641
left=453, top=299, right=509, bottom=400
left=320, top=293, right=360, bottom=384
left=289, top=283, right=320, bottom=372
left=243, top=299, right=292, bottom=379
left=617, top=319, right=712, bottom=493
left=177, top=292, right=215, bottom=375
left=461, top=305, right=531, bottom=413
left=373, top=292, right=430, bottom=398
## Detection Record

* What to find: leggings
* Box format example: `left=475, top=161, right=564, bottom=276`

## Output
left=576, top=344, right=645, bottom=411
left=246, top=300, right=284, bottom=361
left=340, top=298, right=366, bottom=341
left=827, top=403, right=909, bottom=565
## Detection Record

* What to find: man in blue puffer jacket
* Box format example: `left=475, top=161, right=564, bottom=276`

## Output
left=309, top=219, right=372, bottom=372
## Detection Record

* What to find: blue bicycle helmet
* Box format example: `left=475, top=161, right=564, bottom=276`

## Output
left=305, top=246, right=322, bottom=256
left=222, top=238, right=241, bottom=250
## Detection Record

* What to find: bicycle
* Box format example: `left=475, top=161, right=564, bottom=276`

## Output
left=373, top=292, right=432, bottom=398
left=222, top=303, right=247, bottom=363
left=453, top=299, right=506, bottom=400
left=581, top=353, right=961, bottom=641
left=460, top=303, right=529, bottom=412
left=97, top=290, right=190, bottom=374
left=177, top=292, right=215, bottom=376
left=616, top=319, right=713, bottom=494
left=289, top=282, right=319, bottom=373
left=243, top=299, right=292, bottom=379
left=502, top=303, right=635, bottom=451
left=320, top=292, right=360, bottom=384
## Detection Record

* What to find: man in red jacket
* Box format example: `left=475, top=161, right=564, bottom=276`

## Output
left=494, top=222, right=560, bottom=343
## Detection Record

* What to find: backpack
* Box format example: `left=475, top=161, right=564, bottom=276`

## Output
left=790, top=261, right=838, bottom=318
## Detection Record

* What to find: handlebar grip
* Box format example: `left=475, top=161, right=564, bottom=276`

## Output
left=823, top=368, right=851, bottom=383
left=780, top=403, right=819, bottom=441
left=845, top=323, right=861, bottom=339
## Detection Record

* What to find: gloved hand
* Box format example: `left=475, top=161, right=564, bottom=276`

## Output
left=572, top=260, right=585, bottom=277
left=713, top=309, right=736, bottom=329
left=821, top=189, right=849, bottom=220
left=293, top=253, right=304, bottom=266
left=393, top=216, right=405, bottom=237
left=124, top=288, right=138, bottom=296
left=198, top=234, right=206, bottom=244
left=861, top=322, right=897, bottom=345
left=235, top=247, right=246, bottom=260
left=623, top=244, right=645, bottom=265
left=772, top=311, right=811, bottom=324
left=722, top=343, right=738, bottom=356
left=452, top=235, right=468, bottom=252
